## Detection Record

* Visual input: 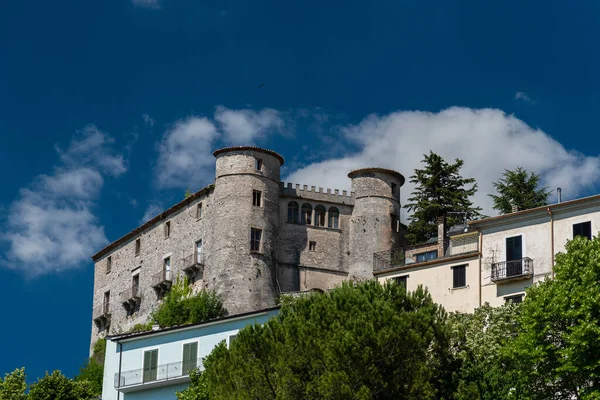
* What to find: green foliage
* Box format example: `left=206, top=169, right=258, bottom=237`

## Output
left=75, top=337, right=106, bottom=396
left=489, top=167, right=551, bottom=214
left=509, top=235, right=600, bottom=399
left=127, top=321, right=154, bottom=333
left=185, top=188, right=192, bottom=199
left=177, top=369, right=210, bottom=400
left=0, top=368, right=27, bottom=400
left=404, top=151, right=482, bottom=244
left=449, top=303, right=525, bottom=399
left=28, top=370, right=95, bottom=400
left=150, top=275, right=226, bottom=328
left=194, top=280, right=453, bottom=400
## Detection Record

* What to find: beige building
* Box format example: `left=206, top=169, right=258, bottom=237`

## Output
left=90, top=146, right=405, bottom=349
left=375, top=194, right=600, bottom=311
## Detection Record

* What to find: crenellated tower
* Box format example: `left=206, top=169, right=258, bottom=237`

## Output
left=207, top=146, right=284, bottom=314
left=347, top=168, right=405, bottom=280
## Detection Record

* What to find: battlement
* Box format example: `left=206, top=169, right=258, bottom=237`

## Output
left=279, top=182, right=355, bottom=205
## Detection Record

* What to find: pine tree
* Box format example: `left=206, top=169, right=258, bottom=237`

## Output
left=404, top=151, right=482, bottom=244
left=489, top=167, right=550, bottom=214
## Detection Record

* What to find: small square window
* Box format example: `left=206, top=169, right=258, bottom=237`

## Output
left=573, top=221, right=592, bottom=240
left=505, top=294, right=523, bottom=304
left=196, top=203, right=203, bottom=219
left=164, top=221, right=171, bottom=238
left=106, top=256, right=112, bottom=273
left=452, top=265, right=466, bottom=288
left=393, top=275, right=407, bottom=289
left=255, top=158, right=262, bottom=171
left=309, top=241, right=317, bottom=251
left=253, top=190, right=262, bottom=207
left=250, top=228, right=262, bottom=252
left=135, top=238, right=141, bottom=256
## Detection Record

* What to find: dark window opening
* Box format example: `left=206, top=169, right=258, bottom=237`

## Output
left=301, top=203, right=312, bottom=225
left=452, top=265, right=467, bottom=288
left=309, top=241, right=316, bottom=251
left=391, top=182, right=397, bottom=197
left=253, top=190, right=262, bottom=207
left=328, top=207, right=339, bottom=229
left=135, top=238, right=141, bottom=256
left=196, top=203, right=203, bottom=219
left=287, top=201, right=299, bottom=223
left=255, top=158, right=262, bottom=171
left=250, top=228, right=262, bottom=252
left=106, top=256, right=112, bottom=273
left=506, top=236, right=523, bottom=277
left=164, top=221, right=171, bottom=238
left=505, top=294, right=523, bottom=304
left=315, top=205, right=326, bottom=227
left=573, top=221, right=592, bottom=240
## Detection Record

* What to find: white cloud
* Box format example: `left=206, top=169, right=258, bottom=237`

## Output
left=1, top=126, right=125, bottom=276
left=140, top=203, right=164, bottom=224
left=515, top=91, right=535, bottom=104
left=142, top=114, right=155, bottom=127
left=155, top=117, right=218, bottom=190
left=132, top=0, right=160, bottom=9
left=214, top=106, right=285, bottom=144
left=285, top=107, right=600, bottom=221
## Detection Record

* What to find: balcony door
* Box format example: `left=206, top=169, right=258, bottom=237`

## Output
left=195, top=240, right=202, bottom=264
left=143, top=349, right=158, bottom=382
left=182, top=342, right=198, bottom=374
left=506, top=236, right=523, bottom=277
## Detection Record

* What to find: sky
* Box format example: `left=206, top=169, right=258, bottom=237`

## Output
left=1, top=0, right=600, bottom=383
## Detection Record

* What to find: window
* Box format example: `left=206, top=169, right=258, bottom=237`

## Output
left=195, top=240, right=203, bottom=264
left=309, top=241, right=317, bottom=251
left=132, top=274, right=140, bottom=297
left=506, top=236, right=523, bottom=277
left=255, top=158, right=262, bottom=171
left=143, top=349, right=158, bottom=382
left=250, top=228, right=262, bottom=252
left=391, top=182, right=397, bottom=197
left=416, top=250, right=438, bottom=263
left=573, top=221, right=592, bottom=240
left=164, top=257, right=171, bottom=274
left=287, top=201, right=299, bottom=223
left=182, top=342, right=198, bottom=373
left=106, top=256, right=112, bottom=273
left=135, top=238, right=141, bottom=256
left=253, top=190, right=262, bottom=207
left=328, top=207, right=339, bottom=229
left=452, top=265, right=467, bottom=288
left=228, top=333, right=238, bottom=348
left=301, top=203, right=312, bottom=225
left=391, top=214, right=399, bottom=232
left=103, top=291, right=110, bottom=314
left=164, top=221, right=171, bottom=238
left=393, top=275, right=407, bottom=289
left=315, top=205, right=326, bottom=227
left=505, top=294, right=523, bottom=304
left=196, top=202, right=203, bottom=219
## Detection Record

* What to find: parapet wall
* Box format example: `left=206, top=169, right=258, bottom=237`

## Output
left=279, top=182, right=355, bottom=205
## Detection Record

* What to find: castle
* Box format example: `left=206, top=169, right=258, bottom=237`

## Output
left=90, top=146, right=406, bottom=347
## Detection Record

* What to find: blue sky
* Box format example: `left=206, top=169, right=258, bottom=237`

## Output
left=1, top=0, right=600, bottom=382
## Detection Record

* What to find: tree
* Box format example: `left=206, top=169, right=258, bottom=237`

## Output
left=28, top=370, right=95, bottom=400
left=75, top=338, right=106, bottom=396
left=489, top=167, right=550, bottom=214
left=0, top=368, right=27, bottom=400
left=404, top=151, right=482, bottom=244
left=509, top=235, right=600, bottom=399
left=449, top=303, right=526, bottom=400
left=181, top=280, right=456, bottom=400
left=150, top=275, right=226, bottom=328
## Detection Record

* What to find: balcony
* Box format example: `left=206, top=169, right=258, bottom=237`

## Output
left=182, top=253, right=204, bottom=279
left=114, top=358, right=202, bottom=392
left=373, top=239, right=479, bottom=272
left=92, top=303, right=111, bottom=328
left=491, top=257, right=533, bottom=283
left=120, top=287, right=141, bottom=312
left=151, top=270, right=172, bottom=296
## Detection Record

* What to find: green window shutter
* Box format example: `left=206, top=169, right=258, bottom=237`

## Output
left=143, top=350, right=158, bottom=382
left=183, top=342, right=198, bottom=373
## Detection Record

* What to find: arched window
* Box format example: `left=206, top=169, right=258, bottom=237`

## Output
left=328, top=207, right=339, bottom=229
left=314, top=205, right=326, bottom=227
left=301, top=203, right=313, bottom=225
left=287, top=201, right=299, bottom=223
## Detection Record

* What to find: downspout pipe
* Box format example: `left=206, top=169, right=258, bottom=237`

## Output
left=547, top=207, right=555, bottom=279
left=116, top=340, right=123, bottom=400
left=478, top=231, right=483, bottom=308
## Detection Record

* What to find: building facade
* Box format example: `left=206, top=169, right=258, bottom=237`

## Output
left=90, top=146, right=405, bottom=349
left=375, top=195, right=600, bottom=310
left=102, top=307, right=280, bottom=400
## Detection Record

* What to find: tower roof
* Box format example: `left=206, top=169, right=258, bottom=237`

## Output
left=213, top=146, right=285, bottom=166
left=347, top=167, right=405, bottom=185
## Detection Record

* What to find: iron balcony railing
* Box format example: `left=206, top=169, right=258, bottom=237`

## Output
left=182, top=252, right=204, bottom=272
left=120, top=287, right=141, bottom=304
left=151, top=270, right=172, bottom=288
left=491, top=257, right=533, bottom=282
left=114, top=358, right=203, bottom=389
left=373, top=240, right=479, bottom=272
left=92, top=303, right=110, bottom=320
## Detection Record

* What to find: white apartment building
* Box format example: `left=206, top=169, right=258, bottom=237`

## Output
left=375, top=194, right=600, bottom=311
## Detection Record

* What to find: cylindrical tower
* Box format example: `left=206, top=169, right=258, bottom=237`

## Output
left=207, top=146, right=283, bottom=314
left=348, top=168, right=405, bottom=280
